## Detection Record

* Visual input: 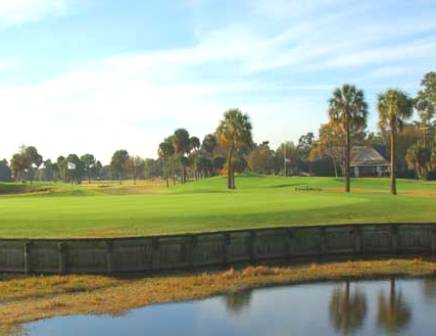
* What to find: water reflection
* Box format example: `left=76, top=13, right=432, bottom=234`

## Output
left=19, top=277, right=436, bottom=336
left=377, top=277, right=411, bottom=334
left=223, top=289, right=253, bottom=314
left=423, top=277, right=436, bottom=303
left=329, top=280, right=367, bottom=334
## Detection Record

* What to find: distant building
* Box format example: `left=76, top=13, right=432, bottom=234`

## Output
left=351, top=146, right=389, bottom=177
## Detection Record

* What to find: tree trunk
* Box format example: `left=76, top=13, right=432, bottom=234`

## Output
left=227, top=145, right=234, bottom=189
left=345, top=119, right=351, bottom=192
left=330, top=155, right=338, bottom=178
left=390, top=125, right=397, bottom=195
left=283, top=148, right=287, bottom=176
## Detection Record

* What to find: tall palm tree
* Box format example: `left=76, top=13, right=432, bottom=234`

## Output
left=328, top=84, right=368, bottom=192
left=377, top=89, right=413, bottom=195
left=189, top=136, right=201, bottom=180
left=216, top=109, right=253, bottom=189
left=158, top=137, right=175, bottom=188
left=172, top=128, right=191, bottom=183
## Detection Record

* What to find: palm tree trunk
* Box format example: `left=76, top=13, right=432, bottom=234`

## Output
left=330, top=155, right=338, bottom=178
left=227, top=145, right=234, bottom=189
left=283, top=147, right=287, bottom=176
left=345, top=120, right=351, bottom=192
left=390, top=126, right=397, bottom=195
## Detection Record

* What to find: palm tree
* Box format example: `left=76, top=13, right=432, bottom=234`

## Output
left=406, top=142, right=431, bottom=180
left=172, top=129, right=191, bottom=183
left=158, top=137, right=175, bottom=188
left=216, top=109, right=253, bottom=189
left=377, top=89, right=413, bottom=195
left=189, top=136, right=201, bottom=180
left=328, top=84, right=368, bottom=192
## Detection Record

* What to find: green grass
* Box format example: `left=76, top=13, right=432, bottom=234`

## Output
left=0, top=176, right=435, bottom=238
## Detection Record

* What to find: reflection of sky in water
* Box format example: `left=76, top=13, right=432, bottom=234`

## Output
left=22, top=278, right=436, bottom=336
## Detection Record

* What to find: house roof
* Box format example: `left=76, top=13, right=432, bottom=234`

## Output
left=351, top=146, right=389, bottom=167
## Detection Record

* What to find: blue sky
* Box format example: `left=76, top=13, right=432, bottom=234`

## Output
left=0, top=0, right=435, bottom=163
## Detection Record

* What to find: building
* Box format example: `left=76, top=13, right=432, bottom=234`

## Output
left=350, top=146, right=390, bottom=177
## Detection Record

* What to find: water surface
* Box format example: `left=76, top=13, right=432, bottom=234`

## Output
left=21, top=277, right=436, bottom=335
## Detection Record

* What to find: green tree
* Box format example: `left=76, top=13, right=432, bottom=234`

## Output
left=213, top=156, right=226, bottom=173
left=189, top=136, right=201, bottom=180
left=415, top=72, right=436, bottom=154
left=310, top=122, right=342, bottom=178
left=0, top=159, right=11, bottom=181
left=110, top=150, right=129, bottom=183
left=144, top=158, right=163, bottom=179
left=126, top=156, right=145, bottom=183
left=276, top=141, right=299, bottom=176
left=66, top=154, right=84, bottom=183
left=247, top=142, right=274, bottom=174
left=416, top=72, right=436, bottom=122
left=55, top=156, right=67, bottom=181
left=41, top=159, right=55, bottom=181
left=201, top=134, right=217, bottom=154
left=158, top=138, right=175, bottom=187
left=95, top=161, right=103, bottom=180
left=216, top=108, right=253, bottom=189
left=189, top=136, right=200, bottom=152
left=328, top=84, right=368, bottom=192
left=10, top=146, right=42, bottom=182
left=10, top=153, right=26, bottom=182
left=172, top=129, right=191, bottom=183
left=80, top=154, right=97, bottom=183
left=196, top=155, right=213, bottom=178
left=378, top=89, right=414, bottom=194
left=406, top=142, right=431, bottom=179
left=24, top=146, right=43, bottom=183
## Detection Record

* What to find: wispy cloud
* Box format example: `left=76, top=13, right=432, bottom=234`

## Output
left=0, top=59, right=20, bottom=71
left=0, top=0, right=75, bottom=26
left=1, top=0, right=435, bottom=162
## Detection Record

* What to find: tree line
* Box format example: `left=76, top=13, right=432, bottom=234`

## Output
left=1, top=72, right=434, bottom=194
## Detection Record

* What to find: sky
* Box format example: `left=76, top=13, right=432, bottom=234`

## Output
left=0, top=0, right=435, bottom=163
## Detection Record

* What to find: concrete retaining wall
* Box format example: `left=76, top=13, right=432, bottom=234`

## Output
left=1, top=223, right=435, bottom=274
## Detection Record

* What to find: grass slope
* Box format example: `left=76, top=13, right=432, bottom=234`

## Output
left=0, top=176, right=435, bottom=238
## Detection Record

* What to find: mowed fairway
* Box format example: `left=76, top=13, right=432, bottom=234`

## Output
left=0, top=176, right=435, bottom=238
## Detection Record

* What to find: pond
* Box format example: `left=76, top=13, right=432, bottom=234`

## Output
left=19, top=277, right=436, bottom=335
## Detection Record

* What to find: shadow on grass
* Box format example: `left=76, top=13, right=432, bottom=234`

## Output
left=268, top=183, right=308, bottom=189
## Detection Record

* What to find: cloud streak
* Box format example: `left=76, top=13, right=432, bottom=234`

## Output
left=0, top=0, right=75, bottom=26
left=0, top=0, right=435, bottom=162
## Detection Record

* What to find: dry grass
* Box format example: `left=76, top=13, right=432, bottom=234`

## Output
left=2, top=258, right=436, bottom=334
